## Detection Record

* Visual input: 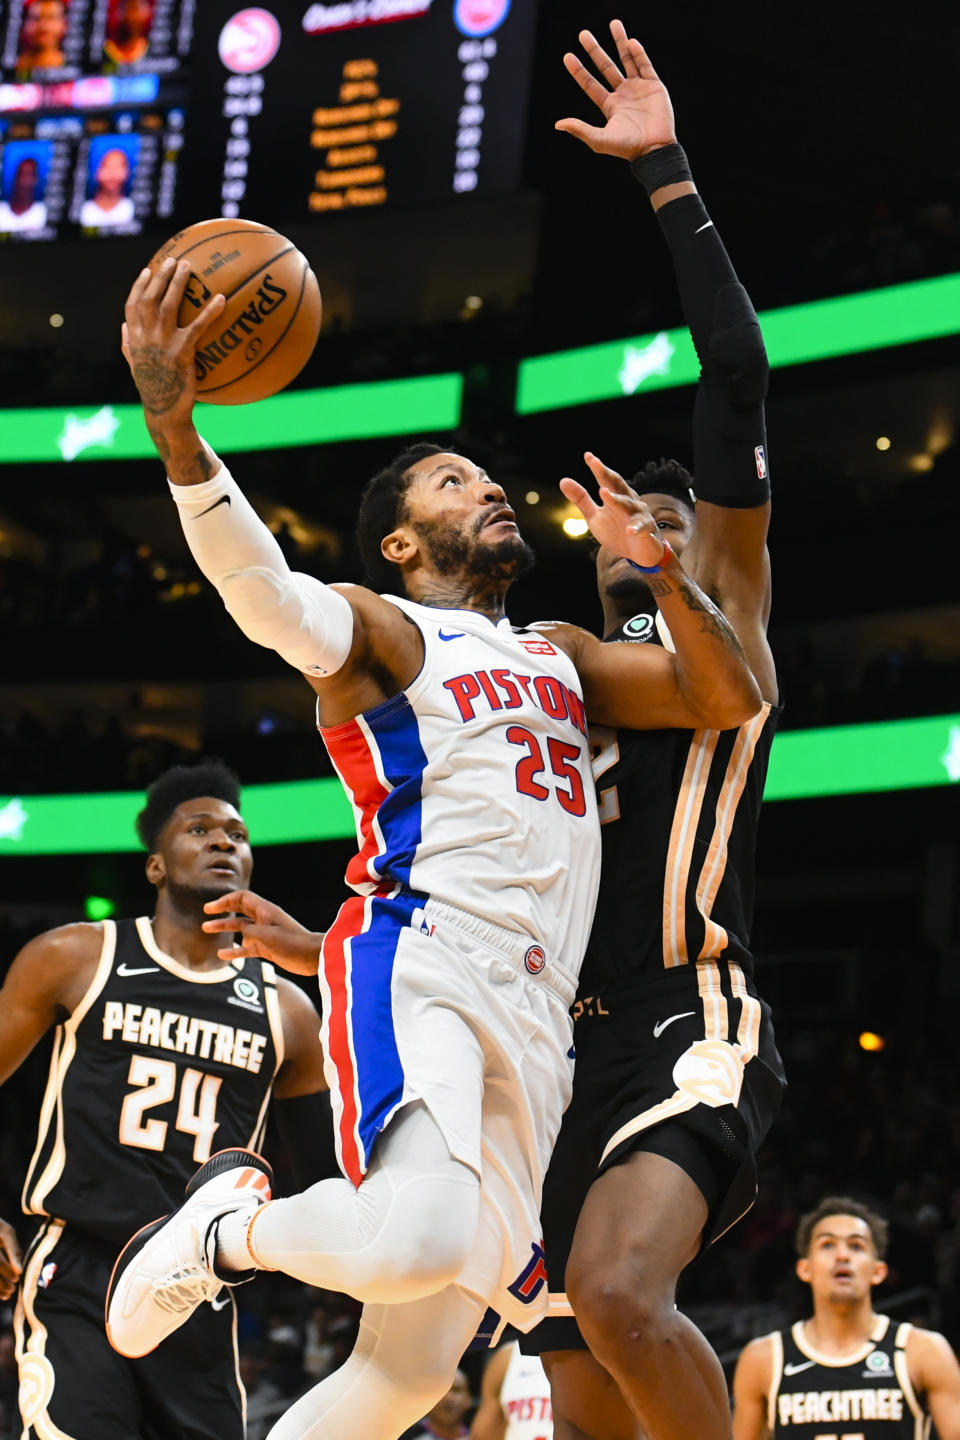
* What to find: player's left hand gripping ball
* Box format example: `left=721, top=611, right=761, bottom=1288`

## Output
left=147, top=217, right=321, bottom=405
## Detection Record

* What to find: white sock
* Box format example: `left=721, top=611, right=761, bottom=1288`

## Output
left=215, top=1200, right=263, bottom=1273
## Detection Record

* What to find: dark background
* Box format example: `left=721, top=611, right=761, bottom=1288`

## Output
left=1, top=2, right=959, bottom=1432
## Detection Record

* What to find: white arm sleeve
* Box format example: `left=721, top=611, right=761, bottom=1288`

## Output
left=168, top=453, right=354, bottom=678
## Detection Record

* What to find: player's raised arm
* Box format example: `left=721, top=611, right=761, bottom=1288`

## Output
left=546, top=453, right=762, bottom=730
left=121, top=261, right=422, bottom=717
left=559, top=20, right=776, bottom=703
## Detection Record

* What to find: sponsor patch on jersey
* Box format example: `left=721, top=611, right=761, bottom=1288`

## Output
left=37, top=1261, right=57, bottom=1290
left=507, top=1241, right=548, bottom=1305
left=623, top=613, right=655, bottom=640
left=524, top=944, right=546, bottom=975
left=229, top=976, right=264, bottom=1013
left=518, top=637, right=557, bottom=656
left=864, top=1349, right=894, bottom=1377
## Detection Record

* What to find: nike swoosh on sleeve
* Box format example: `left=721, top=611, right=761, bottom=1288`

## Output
left=196, top=495, right=231, bottom=518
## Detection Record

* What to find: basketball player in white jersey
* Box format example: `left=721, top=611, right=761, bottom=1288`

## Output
left=105, top=81, right=762, bottom=1433
left=732, top=1197, right=960, bottom=1440
left=472, top=1342, right=553, bottom=1440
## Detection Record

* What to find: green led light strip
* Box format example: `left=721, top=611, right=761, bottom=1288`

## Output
left=0, top=714, right=957, bottom=855
left=0, top=373, right=463, bottom=464
left=516, top=272, right=960, bottom=414
left=0, top=778, right=353, bottom=856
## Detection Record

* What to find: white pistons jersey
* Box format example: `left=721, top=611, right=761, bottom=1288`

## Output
left=500, top=1342, right=554, bottom=1439
left=319, top=597, right=601, bottom=980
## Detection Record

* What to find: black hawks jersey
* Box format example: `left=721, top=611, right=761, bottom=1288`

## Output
left=768, top=1317, right=930, bottom=1439
left=580, top=608, right=779, bottom=995
left=23, top=917, right=285, bottom=1246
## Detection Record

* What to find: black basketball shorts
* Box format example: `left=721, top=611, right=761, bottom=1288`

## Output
left=14, top=1219, right=245, bottom=1440
left=522, top=963, right=785, bottom=1355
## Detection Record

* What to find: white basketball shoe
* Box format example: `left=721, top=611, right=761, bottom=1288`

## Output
left=106, top=1147, right=273, bottom=1357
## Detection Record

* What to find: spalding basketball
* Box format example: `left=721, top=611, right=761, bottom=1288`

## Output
left=147, top=217, right=321, bottom=405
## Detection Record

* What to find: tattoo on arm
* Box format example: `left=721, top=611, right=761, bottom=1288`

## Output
left=131, top=346, right=186, bottom=416
left=153, top=437, right=212, bottom=485
left=677, top=580, right=746, bottom=656
left=191, top=448, right=213, bottom=481
left=165, top=449, right=214, bottom=485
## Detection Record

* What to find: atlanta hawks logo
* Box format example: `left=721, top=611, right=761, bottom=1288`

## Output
left=672, top=1039, right=744, bottom=1108
left=524, top=945, right=546, bottom=975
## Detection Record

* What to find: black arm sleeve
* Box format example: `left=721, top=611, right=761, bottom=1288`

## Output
left=274, top=1091, right=340, bottom=1190
left=635, top=179, right=771, bottom=507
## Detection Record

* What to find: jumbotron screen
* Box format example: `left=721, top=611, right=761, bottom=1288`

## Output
left=0, top=0, right=539, bottom=242
left=0, top=0, right=193, bottom=240
left=184, top=1, right=539, bottom=220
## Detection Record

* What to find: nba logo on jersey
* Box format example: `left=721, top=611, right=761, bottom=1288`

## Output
left=524, top=945, right=546, bottom=975
left=754, top=445, right=767, bottom=479
left=37, top=1262, right=57, bottom=1289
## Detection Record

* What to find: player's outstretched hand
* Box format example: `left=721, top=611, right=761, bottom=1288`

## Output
left=203, top=890, right=324, bottom=975
left=0, top=1216, right=22, bottom=1300
left=561, top=452, right=666, bottom=568
left=555, top=19, right=676, bottom=160
left=121, top=257, right=226, bottom=429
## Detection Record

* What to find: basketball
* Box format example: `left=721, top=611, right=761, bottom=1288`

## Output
left=147, top=217, right=322, bottom=405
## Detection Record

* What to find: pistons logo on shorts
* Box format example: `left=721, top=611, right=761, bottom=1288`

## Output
left=507, top=1241, right=549, bottom=1305
left=524, top=945, right=546, bottom=975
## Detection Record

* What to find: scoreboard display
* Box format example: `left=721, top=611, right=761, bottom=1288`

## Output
left=0, top=0, right=539, bottom=242
left=184, top=1, right=539, bottom=220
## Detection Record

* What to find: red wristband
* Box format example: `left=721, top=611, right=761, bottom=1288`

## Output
left=627, top=540, right=675, bottom=574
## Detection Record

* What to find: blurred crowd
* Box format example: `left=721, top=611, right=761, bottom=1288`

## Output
left=2, top=175, right=960, bottom=409
left=2, top=626, right=958, bottom=796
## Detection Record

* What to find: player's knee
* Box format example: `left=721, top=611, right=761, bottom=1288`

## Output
left=368, top=1174, right=479, bottom=1300
left=568, top=1255, right=675, bottom=1359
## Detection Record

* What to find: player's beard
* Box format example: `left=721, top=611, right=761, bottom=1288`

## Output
left=604, top=568, right=655, bottom=605
left=415, top=512, right=535, bottom=583
left=164, top=876, right=238, bottom=916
